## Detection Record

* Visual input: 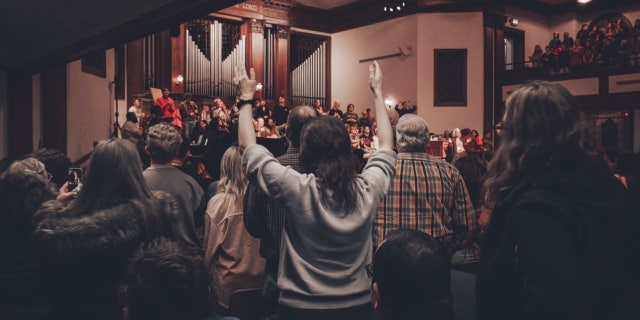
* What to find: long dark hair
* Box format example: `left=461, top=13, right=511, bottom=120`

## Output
left=482, top=81, right=586, bottom=208
left=64, top=139, right=163, bottom=236
left=300, top=116, right=357, bottom=212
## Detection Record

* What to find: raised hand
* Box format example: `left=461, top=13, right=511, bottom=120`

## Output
left=369, top=60, right=383, bottom=96
left=234, top=63, right=257, bottom=100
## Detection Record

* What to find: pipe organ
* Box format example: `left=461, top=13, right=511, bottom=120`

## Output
left=263, top=27, right=275, bottom=100
left=185, top=19, right=245, bottom=97
left=291, top=35, right=327, bottom=108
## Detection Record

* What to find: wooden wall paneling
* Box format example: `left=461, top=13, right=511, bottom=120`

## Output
left=288, top=6, right=331, bottom=33
left=171, top=23, right=186, bottom=94
left=127, top=38, right=145, bottom=104
left=7, top=72, right=33, bottom=158
left=325, top=38, right=332, bottom=109
left=274, top=25, right=290, bottom=100
left=483, top=9, right=507, bottom=140
left=41, top=65, right=67, bottom=154
left=156, top=30, right=173, bottom=90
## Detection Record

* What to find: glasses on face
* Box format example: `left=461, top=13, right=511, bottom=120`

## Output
left=365, top=263, right=374, bottom=280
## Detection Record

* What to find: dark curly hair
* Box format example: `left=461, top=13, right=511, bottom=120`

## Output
left=300, top=116, right=357, bottom=212
left=125, top=238, right=213, bottom=320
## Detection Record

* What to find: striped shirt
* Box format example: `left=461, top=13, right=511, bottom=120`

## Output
left=375, top=152, right=477, bottom=254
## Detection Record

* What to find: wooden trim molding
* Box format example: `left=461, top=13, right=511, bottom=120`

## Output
left=81, top=50, right=106, bottom=78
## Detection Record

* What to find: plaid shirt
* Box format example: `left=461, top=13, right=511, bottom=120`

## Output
left=244, top=147, right=302, bottom=273
left=375, top=152, right=477, bottom=253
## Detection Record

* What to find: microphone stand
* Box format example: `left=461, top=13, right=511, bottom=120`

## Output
left=110, top=78, right=121, bottom=138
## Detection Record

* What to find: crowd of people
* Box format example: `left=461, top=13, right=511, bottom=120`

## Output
left=529, top=19, right=640, bottom=73
left=1, top=60, right=639, bottom=320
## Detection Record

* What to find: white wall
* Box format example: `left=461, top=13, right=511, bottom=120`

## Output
left=416, top=12, right=484, bottom=135
left=67, top=49, right=117, bottom=161
left=332, top=15, right=418, bottom=115
left=331, top=12, right=485, bottom=136
left=0, top=70, right=6, bottom=160
left=505, top=5, right=551, bottom=59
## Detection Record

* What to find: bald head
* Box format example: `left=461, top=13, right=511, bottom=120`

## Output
left=286, top=105, right=319, bottom=148
left=396, top=114, right=430, bottom=153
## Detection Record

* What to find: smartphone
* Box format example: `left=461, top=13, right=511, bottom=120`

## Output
left=68, top=168, right=83, bottom=191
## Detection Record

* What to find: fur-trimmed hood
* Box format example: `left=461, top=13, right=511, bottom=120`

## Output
left=33, top=199, right=146, bottom=259
left=31, top=192, right=181, bottom=320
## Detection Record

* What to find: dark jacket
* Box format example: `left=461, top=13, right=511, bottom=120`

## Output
left=32, top=192, right=180, bottom=320
left=477, top=148, right=631, bottom=320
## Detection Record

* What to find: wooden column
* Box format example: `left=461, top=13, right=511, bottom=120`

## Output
left=7, top=72, right=33, bottom=157
left=41, top=65, right=68, bottom=154
left=127, top=38, right=145, bottom=103
left=483, top=9, right=506, bottom=141
left=274, top=25, right=290, bottom=101
left=171, top=24, right=186, bottom=94
left=244, top=19, right=265, bottom=98
left=156, top=29, right=173, bottom=90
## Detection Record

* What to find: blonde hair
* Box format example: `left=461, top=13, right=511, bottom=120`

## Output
left=217, top=146, right=247, bottom=198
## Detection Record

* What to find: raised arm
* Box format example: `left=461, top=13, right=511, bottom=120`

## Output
left=369, top=61, right=393, bottom=150
left=234, top=64, right=258, bottom=149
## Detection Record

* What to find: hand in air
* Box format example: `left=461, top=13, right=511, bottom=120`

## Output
left=369, top=60, right=383, bottom=95
left=233, top=64, right=257, bottom=100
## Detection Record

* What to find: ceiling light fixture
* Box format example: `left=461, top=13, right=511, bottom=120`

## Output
left=577, top=0, right=592, bottom=4
left=384, top=1, right=405, bottom=12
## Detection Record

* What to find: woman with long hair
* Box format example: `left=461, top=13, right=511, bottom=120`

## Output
left=0, top=158, right=58, bottom=319
left=204, top=145, right=265, bottom=312
left=477, top=81, right=632, bottom=319
left=33, top=139, right=180, bottom=320
left=235, top=61, right=396, bottom=320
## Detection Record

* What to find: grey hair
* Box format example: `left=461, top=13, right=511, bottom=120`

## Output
left=16, top=157, right=47, bottom=178
left=396, top=114, right=430, bottom=153
left=145, top=123, right=183, bottom=164
left=286, top=105, right=319, bottom=148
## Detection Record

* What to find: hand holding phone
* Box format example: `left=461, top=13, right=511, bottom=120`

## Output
left=67, top=168, right=83, bottom=192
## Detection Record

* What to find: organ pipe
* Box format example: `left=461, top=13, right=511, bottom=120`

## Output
left=291, top=41, right=326, bottom=107
left=185, top=20, right=245, bottom=97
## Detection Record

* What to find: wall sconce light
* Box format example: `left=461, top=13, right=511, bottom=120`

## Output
left=256, top=82, right=263, bottom=91
left=384, top=97, right=393, bottom=107
left=175, top=74, right=184, bottom=86
left=509, top=18, right=519, bottom=26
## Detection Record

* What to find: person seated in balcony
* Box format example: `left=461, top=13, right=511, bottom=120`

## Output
left=569, top=39, right=585, bottom=68
left=541, top=45, right=556, bottom=72
left=562, top=31, right=574, bottom=49
left=530, top=45, right=543, bottom=68
left=583, top=39, right=596, bottom=64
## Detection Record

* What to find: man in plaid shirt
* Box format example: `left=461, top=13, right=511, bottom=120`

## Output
left=375, top=114, right=477, bottom=255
